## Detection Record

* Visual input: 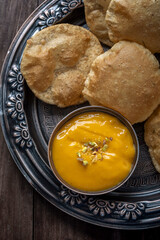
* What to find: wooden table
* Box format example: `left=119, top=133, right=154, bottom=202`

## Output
left=1, top=0, right=160, bottom=239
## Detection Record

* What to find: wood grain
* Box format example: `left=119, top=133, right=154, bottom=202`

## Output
left=0, top=0, right=38, bottom=240
left=34, top=191, right=160, bottom=240
left=1, top=0, right=160, bottom=239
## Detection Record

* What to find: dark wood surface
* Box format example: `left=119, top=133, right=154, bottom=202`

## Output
left=1, top=0, right=160, bottom=239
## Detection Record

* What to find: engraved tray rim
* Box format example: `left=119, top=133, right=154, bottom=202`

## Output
left=1, top=0, right=160, bottom=230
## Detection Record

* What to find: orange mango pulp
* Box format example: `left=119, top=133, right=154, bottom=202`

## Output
left=52, top=112, right=135, bottom=192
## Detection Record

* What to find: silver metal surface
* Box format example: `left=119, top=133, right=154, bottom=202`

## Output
left=1, top=0, right=160, bottom=229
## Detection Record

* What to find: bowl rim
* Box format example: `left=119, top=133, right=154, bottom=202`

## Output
left=48, top=106, right=139, bottom=195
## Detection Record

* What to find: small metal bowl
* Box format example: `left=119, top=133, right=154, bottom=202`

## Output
left=48, top=106, right=139, bottom=195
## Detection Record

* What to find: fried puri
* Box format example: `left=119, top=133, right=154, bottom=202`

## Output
left=21, top=24, right=103, bottom=107
left=106, top=0, right=160, bottom=53
left=84, top=0, right=113, bottom=46
left=83, top=41, right=160, bottom=124
left=145, top=106, right=160, bottom=173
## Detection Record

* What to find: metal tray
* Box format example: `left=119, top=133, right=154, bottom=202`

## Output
left=1, top=0, right=160, bottom=230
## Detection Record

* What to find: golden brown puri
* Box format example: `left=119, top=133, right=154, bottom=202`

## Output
left=106, top=0, right=160, bottom=53
left=144, top=106, right=160, bottom=173
left=83, top=41, right=160, bottom=124
left=84, top=0, right=113, bottom=46
left=21, top=24, right=103, bottom=107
